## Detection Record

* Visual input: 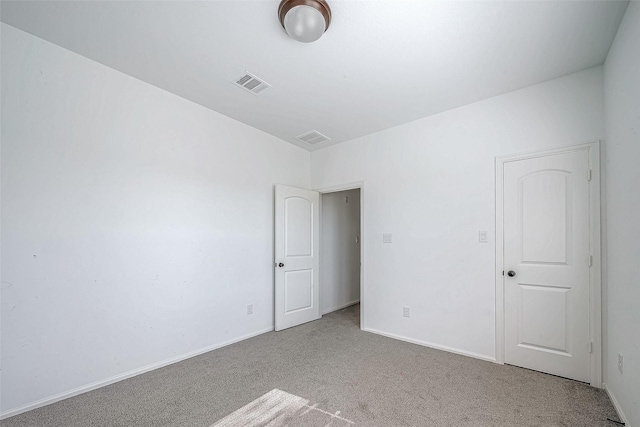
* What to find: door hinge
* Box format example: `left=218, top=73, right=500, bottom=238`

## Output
left=587, top=169, right=592, bottom=181
left=589, top=255, right=593, bottom=267
left=589, top=342, right=593, bottom=353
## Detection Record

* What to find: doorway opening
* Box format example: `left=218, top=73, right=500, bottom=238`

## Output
left=273, top=183, right=364, bottom=332
left=320, top=187, right=362, bottom=328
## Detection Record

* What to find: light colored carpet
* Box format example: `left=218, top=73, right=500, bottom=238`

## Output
left=1, top=304, right=621, bottom=426
left=211, top=389, right=354, bottom=427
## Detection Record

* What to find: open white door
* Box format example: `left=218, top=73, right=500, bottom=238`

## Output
left=503, top=149, right=591, bottom=382
left=274, top=185, right=320, bottom=331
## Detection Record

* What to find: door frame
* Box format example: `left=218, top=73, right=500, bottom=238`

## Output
left=314, top=181, right=365, bottom=330
left=494, top=141, right=602, bottom=387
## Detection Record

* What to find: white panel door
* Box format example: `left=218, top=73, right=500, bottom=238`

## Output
left=275, top=185, right=320, bottom=331
left=503, top=149, right=591, bottom=382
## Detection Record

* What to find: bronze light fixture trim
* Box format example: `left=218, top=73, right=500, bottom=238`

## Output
left=278, top=0, right=332, bottom=43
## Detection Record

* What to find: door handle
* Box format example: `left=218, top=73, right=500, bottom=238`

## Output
left=507, top=270, right=516, bottom=277
left=277, top=262, right=285, bottom=268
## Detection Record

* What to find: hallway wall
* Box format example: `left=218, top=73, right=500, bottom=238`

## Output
left=320, top=189, right=361, bottom=314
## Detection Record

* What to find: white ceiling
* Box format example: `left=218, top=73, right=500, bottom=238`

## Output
left=1, top=0, right=628, bottom=151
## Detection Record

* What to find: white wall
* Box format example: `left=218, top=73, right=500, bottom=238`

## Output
left=311, top=67, right=605, bottom=360
left=2, top=14, right=630, bottom=420
left=0, top=24, right=310, bottom=415
left=603, top=2, right=640, bottom=425
left=320, top=189, right=360, bottom=314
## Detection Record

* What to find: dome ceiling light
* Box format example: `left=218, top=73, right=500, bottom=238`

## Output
left=278, top=0, right=332, bottom=43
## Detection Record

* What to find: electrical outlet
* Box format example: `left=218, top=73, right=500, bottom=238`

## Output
left=403, top=306, right=410, bottom=318
left=618, top=354, right=623, bottom=374
left=247, top=304, right=253, bottom=315
left=479, top=231, right=488, bottom=243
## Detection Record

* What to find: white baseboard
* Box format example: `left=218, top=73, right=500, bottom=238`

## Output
left=363, top=327, right=496, bottom=363
left=0, top=326, right=274, bottom=420
left=322, top=300, right=360, bottom=315
left=604, top=383, right=631, bottom=427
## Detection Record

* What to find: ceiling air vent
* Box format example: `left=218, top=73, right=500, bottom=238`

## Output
left=295, top=130, right=331, bottom=145
left=234, top=72, right=271, bottom=95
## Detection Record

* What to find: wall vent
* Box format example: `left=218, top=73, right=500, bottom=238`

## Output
left=295, top=130, right=331, bottom=145
left=234, top=72, right=271, bottom=95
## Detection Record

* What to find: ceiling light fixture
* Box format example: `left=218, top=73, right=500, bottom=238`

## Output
left=278, top=0, right=331, bottom=43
